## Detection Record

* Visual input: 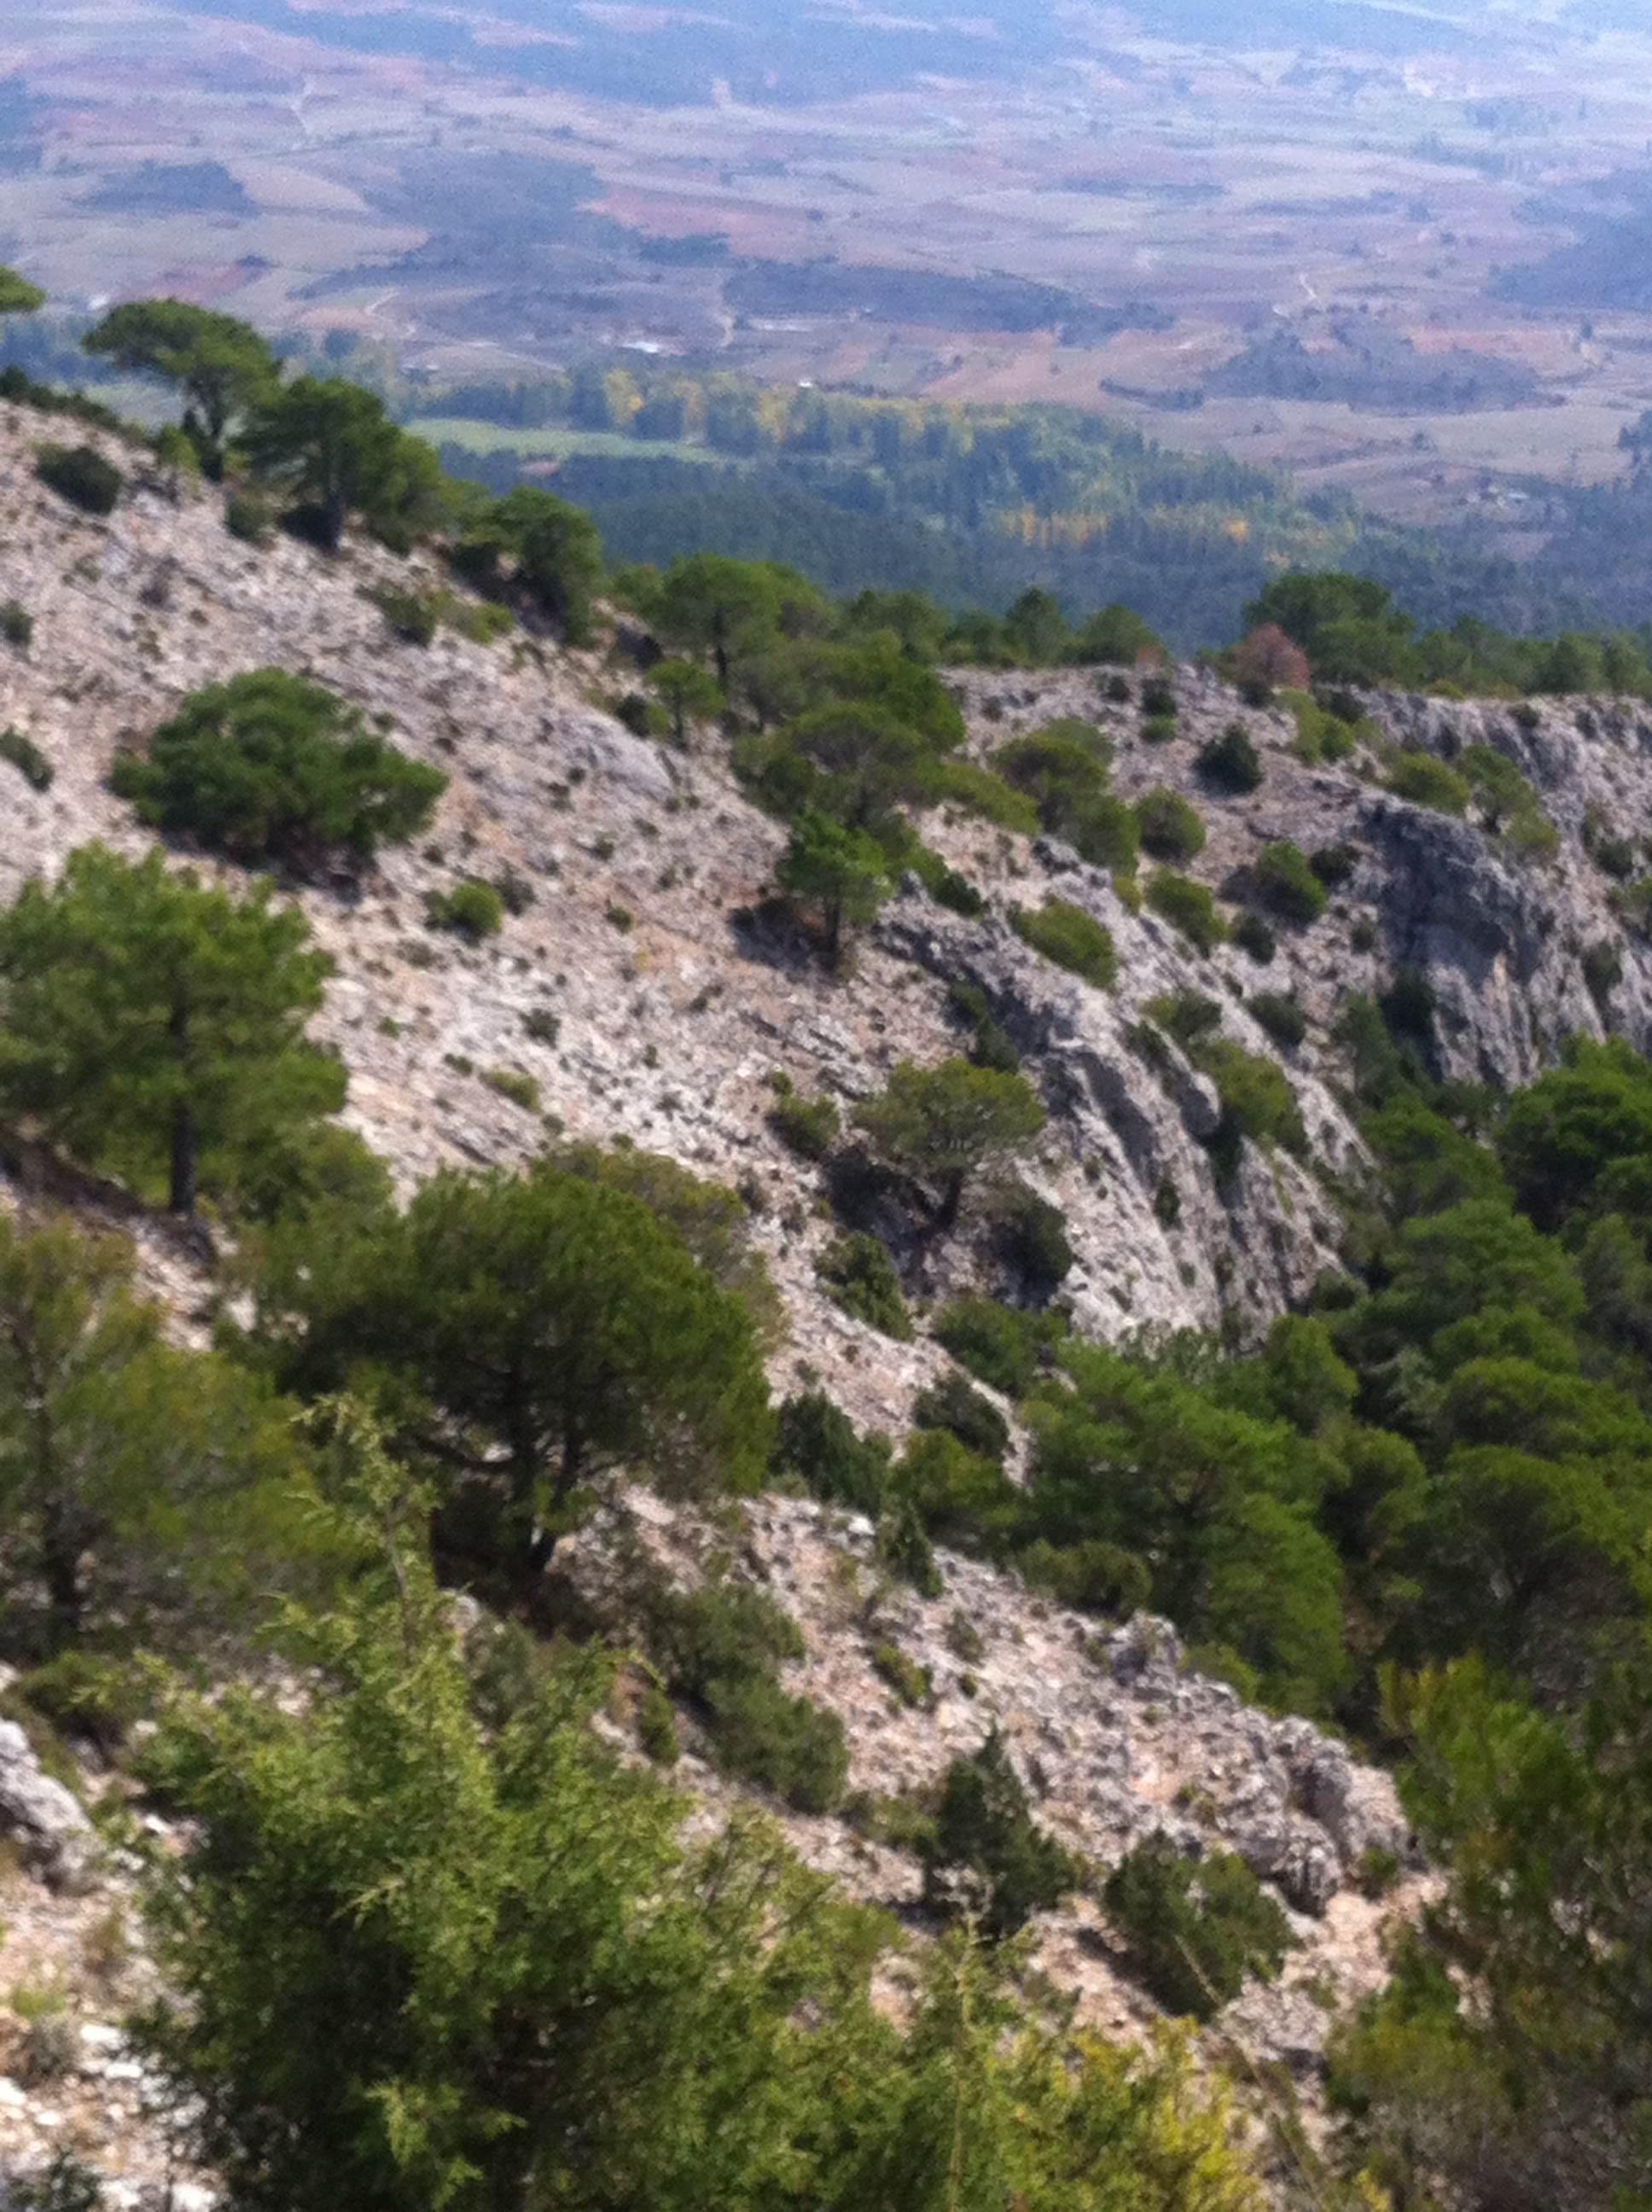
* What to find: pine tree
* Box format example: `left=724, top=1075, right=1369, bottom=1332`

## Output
left=0, top=845, right=343, bottom=1216
left=857, top=1057, right=1045, bottom=1227
left=777, top=807, right=891, bottom=967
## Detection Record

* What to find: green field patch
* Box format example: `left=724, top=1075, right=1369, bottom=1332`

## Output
left=410, top=417, right=720, bottom=467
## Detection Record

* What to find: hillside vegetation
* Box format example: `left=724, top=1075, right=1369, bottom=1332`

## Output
left=0, top=294, right=1649, bottom=2212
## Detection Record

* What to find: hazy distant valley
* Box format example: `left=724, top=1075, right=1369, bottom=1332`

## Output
left=8, top=0, right=1652, bottom=545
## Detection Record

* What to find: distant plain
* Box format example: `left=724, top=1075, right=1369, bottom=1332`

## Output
left=6, top=0, right=1652, bottom=542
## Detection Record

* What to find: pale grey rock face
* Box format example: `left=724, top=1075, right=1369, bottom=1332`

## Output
left=0, top=1720, right=96, bottom=1894
left=557, top=1490, right=1429, bottom=2091
left=877, top=890, right=1354, bottom=1342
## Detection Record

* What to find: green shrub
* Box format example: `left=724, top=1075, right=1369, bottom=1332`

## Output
left=482, top=1067, right=541, bottom=1112
left=1310, top=841, right=1358, bottom=889
left=1355, top=1845, right=1402, bottom=1900
left=1198, top=1039, right=1308, bottom=1163
left=1585, top=808, right=1636, bottom=881
left=771, top=1391, right=890, bottom=1514
left=1145, top=989, right=1222, bottom=1050
left=1254, top=841, right=1328, bottom=924
left=112, top=669, right=447, bottom=870
left=913, top=1370, right=1011, bottom=1464
left=1, top=599, right=32, bottom=647
left=876, top=1497, right=944, bottom=1598
left=491, top=865, right=535, bottom=917
left=1030, top=715, right=1116, bottom=769
left=1196, top=723, right=1263, bottom=795
left=843, top=1789, right=939, bottom=1854
left=1017, top=1536, right=1152, bottom=1616
left=921, top=1730, right=1080, bottom=1939
left=425, top=880, right=505, bottom=940
left=872, top=1642, right=933, bottom=1708
left=1248, top=992, right=1307, bottom=1049
left=992, top=724, right=1136, bottom=869
left=934, top=1296, right=1062, bottom=1397
left=635, top=1684, right=679, bottom=1766
left=910, top=843, right=986, bottom=917
left=1610, top=876, right=1652, bottom=938
left=21, top=1649, right=148, bottom=1756
left=1456, top=743, right=1559, bottom=859
left=1140, top=713, right=1178, bottom=747
left=374, top=586, right=439, bottom=646
left=0, top=725, right=52, bottom=792
left=1135, top=786, right=1206, bottom=861
left=614, top=691, right=664, bottom=738
left=1067, top=795, right=1140, bottom=872
left=817, top=1232, right=911, bottom=1339
left=1387, top=752, right=1470, bottom=815
left=649, top=1575, right=804, bottom=1691
left=769, top=1086, right=841, bottom=1161
left=1280, top=690, right=1361, bottom=765
left=950, top=984, right=1021, bottom=1074
left=1145, top=870, right=1228, bottom=954
left=224, top=489, right=272, bottom=544
left=1140, top=678, right=1178, bottom=719
left=931, top=759, right=1040, bottom=835
left=1012, top=899, right=1117, bottom=989
left=1103, top=1835, right=1294, bottom=2020
left=703, top=1673, right=848, bottom=1812
left=1582, top=939, right=1623, bottom=1014
left=522, top=1007, right=561, bottom=1047
left=992, top=1179, right=1073, bottom=1300
left=445, top=597, right=514, bottom=645
left=1231, top=910, right=1276, bottom=963
left=36, top=442, right=123, bottom=515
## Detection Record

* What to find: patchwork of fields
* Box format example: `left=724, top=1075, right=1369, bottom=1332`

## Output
left=6, top=0, right=1652, bottom=542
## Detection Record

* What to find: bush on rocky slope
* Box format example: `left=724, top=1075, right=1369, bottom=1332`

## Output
left=1104, top=1835, right=1294, bottom=2021
left=34, top=442, right=123, bottom=515
left=1012, top=897, right=1118, bottom=988
left=111, top=669, right=447, bottom=871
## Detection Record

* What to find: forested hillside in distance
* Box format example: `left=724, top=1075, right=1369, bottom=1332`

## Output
left=408, top=366, right=1648, bottom=649
left=10, top=310, right=1651, bottom=650
left=3, top=276, right=1652, bottom=2212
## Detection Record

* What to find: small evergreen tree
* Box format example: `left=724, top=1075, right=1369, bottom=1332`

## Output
left=921, top=1730, right=1079, bottom=1938
left=0, top=1211, right=304, bottom=1650
left=1103, top=1834, right=1294, bottom=2019
left=112, top=669, right=446, bottom=870
left=0, top=845, right=343, bottom=1217
left=242, top=377, right=448, bottom=550
left=777, top=807, right=892, bottom=967
left=457, top=486, right=605, bottom=643
left=276, top=1158, right=773, bottom=1578
left=856, top=1058, right=1045, bottom=1228
left=648, top=655, right=723, bottom=744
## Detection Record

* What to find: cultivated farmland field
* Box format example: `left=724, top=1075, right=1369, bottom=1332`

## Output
left=7, top=0, right=1652, bottom=537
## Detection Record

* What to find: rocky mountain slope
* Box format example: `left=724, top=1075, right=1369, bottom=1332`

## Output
left=2, top=393, right=1648, bottom=2198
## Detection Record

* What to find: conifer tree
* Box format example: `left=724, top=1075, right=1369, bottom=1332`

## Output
left=0, top=845, right=342, bottom=1216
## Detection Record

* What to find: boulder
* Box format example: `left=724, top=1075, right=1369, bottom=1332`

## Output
left=0, top=1718, right=97, bottom=1893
